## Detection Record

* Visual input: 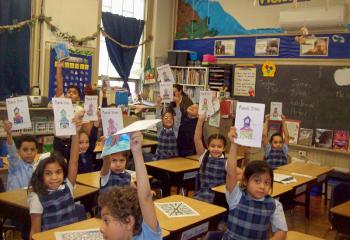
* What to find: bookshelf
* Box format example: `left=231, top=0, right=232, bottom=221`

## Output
left=208, top=65, right=233, bottom=95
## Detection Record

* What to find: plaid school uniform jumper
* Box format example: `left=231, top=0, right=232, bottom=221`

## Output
left=193, top=156, right=226, bottom=203
left=39, top=183, right=79, bottom=231
left=100, top=171, right=131, bottom=193
left=223, top=190, right=276, bottom=240
left=265, top=148, right=287, bottom=168
left=153, top=128, right=178, bottom=160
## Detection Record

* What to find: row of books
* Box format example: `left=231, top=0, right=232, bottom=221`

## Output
left=188, top=69, right=206, bottom=85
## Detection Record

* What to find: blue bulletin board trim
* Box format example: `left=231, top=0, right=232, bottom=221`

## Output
left=48, top=49, right=93, bottom=100
left=174, top=33, right=350, bottom=59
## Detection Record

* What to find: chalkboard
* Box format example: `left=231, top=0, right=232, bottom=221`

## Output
left=232, top=65, right=350, bottom=130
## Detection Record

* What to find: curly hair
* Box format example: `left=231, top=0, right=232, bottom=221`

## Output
left=98, top=186, right=142, bottom=235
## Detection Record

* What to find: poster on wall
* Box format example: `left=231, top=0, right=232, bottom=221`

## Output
left=214, top=40, right=236, bottom=56
left=300, top=37, right=329, bottom=56
left=234, top=66, right=256, bottom=97
left=255, top=38, right=280, bottom=56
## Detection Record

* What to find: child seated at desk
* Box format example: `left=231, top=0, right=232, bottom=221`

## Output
left=98, top=131, right=162, bottom=239
left=193, top=114, right=242, bottom=203
left=28, top=116, right=82, bottom=238
left=222, top=127, right=288, bottom=240
left=262, top=114, right=290, bottom=168
left=3, top=120, right=38, bottom=191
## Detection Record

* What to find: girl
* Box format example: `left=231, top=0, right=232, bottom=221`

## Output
left=28, top=117, right=81, bottom=239
left=99, top=132, right=162, bottom=239
left=262, top=114, right=290, bottom=168
left=193, top=114, right=242, bottom=203
left=223, top=127, right=288, bottom=240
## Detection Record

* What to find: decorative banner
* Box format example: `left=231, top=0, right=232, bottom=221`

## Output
left=101, top=107, right=123, bottom=136
left=234, top=66, right=256, bottom=96
left=6, top=96, right=32, bottom=131
left=52, top=98, right=76, bottom=136
left=262, top=61, right=276, bottom=77
left=259, top=0, right=310, bottom=6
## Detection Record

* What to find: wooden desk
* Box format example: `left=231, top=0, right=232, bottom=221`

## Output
left=330, top=200, right=350, bottom=218
left=94, top=138, right=159, bottom=152
left=155, top=195, right=226, bottom=240
left=286, top=231, right=324, bottom=240
left=32, top=218, right=170, bottom=239
left=185, top=155, right=245, bottom=162
left=146, top=158, right=200, bottom=196
left=76, top=170, right=153, bottom=188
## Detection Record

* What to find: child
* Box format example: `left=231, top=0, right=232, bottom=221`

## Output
left=100, top=148, right=131, bottom=193
left=193, top=114, right=242, bottom=203
left=262, top=114, right=290, bottom=168
left=3, top=120, right=38, bottom=191
left=99, top=131, right=162, bottom=239
left=28, top=116, right=82, bottom=238
left=153, top=101, right=179, bottom=160
left=223, top=127, right=288, bottom=240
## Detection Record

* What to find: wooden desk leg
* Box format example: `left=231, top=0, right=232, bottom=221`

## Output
left=324, top=177, right=328, bottom=206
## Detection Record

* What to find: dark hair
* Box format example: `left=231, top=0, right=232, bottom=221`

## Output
left=173, top=84, right=187, bottom=97
left=241, top=160, right=274, bottom=192
left=16, top=134, right=39, bottom=149
left=161, top=107, right=176, bottom=118
left=67, top=85, right=82, bottom=98
left=201, top=134, right=227, bottom=173
left=98, top=186, right=142, bottom=235
left=29, top=152, right=68, bottom=196
left=269, top=133, right=284, bottom=144
left=79, top=129, right=89, bottom=138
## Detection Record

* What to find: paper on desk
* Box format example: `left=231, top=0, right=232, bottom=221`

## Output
left=115, top=119, right=161, bottom=135
left=274, top=173, right=297, bottom=184
left=54, top=228, right=103, bottom=240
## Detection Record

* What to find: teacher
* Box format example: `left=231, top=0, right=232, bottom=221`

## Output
left=170, top=84, right=198, bottom=156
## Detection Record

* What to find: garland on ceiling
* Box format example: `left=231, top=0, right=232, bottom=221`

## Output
left=0, top=14, right=152, bottom=48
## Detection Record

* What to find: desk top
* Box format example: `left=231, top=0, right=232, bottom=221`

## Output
left=0, top=184, right=98, bottom=209
left=274, top=169, right=316, bottom=188
left=211, top=182, right=293, bottom=198
left=146, top=158, right=200, bottom=173
left=155, top=195, right=226, bottom=232
left=278, top=162, right=333, bottom=177
left=185, top=155, right=245, bottom=162
left=32, top=218, right=170, bottom=239
left=286, top=231, right=324, bottom=240
left=94, top=138, right=159, bottom=152
left=330, top=200, right=350, bottom=218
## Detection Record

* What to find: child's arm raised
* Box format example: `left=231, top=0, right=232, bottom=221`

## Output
left=3, top=120, right=13, bottom=145
left=29, top=214, right=41, bottom=239
left=194, top=114, right=206, bottom=156
left=67, top=116, right=82, bottom=185
left=226, top=127, right=238, bottom=193
left=281, top=114, right=289, bottom=144
left=262, top=114, right=270, bottom=147
left=130, top=131, right=158, bottom=232
left=55, top=62, right=64, bottom=97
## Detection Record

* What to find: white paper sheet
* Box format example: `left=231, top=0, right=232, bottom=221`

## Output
left=83, top=95, right=98, bottom=121
left=101, top=107, right=123, bottom=136
left=52, top=98, right=76, bottom=136
left=54, top=228, right=103, bottom=240
left=115, top=119, right=161, bottom=135
left=155, top=202, right=199, bottom=218
left=6, top=96, right=32, bottom=130
left=157, top=64, right=175, bottom=83
left=235, top=102, right=265, bottom=148
left=160, top=82, right=173, bottom=103
left=270, top=102, right=282, bottom=120
left=198, top=91, right=214, bottom=116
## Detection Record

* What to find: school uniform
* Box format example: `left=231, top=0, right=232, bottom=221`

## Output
left=223, top=185, right=288, bottom=240
left=6, top=142, right=37, bottom=191
left=28, top=179, right=79, bottom=231
left=193, top=150, right=226, bottom=203
left=133, top=222, right=162, bottom=240
left=152, top=128, right=178, bottom=160
left=78, top=126, right=98, bottom=173
left=100, top=170, right=131, bottom=192
left=264, top=144, right=288, bottom=168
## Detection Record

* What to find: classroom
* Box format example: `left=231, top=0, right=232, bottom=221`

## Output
left=0, top=0, right=349, bottom=239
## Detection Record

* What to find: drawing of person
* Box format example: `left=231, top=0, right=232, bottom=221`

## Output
left=162, top=71, right=170, bottom=82
left=202, top=98, right=208, bottom=111
left=107, top=118, right=117, bottom=135
left=86, top=103, right=94, bottom=116
left=59, top=109, right=70, bottom=128
left=13, top=107, right=23, bottom=124
left=272, top=107, right=278, bottom=118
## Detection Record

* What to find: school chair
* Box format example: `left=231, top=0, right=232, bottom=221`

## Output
left=329, top=182, right=350, bottom=239
left=203, top=231, right=224, bottom=240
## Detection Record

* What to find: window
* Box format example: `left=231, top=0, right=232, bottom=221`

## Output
left=99, top=0, right=145, bottom=96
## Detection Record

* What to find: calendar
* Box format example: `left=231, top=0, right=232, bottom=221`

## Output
left=155, top=202, right=199, bottom=218
left=54, top=229, right=103, bottom=240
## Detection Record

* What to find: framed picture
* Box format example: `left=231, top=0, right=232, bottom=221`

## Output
left=214, top=40, right=236, bottom=56
left=255, top=38, right=280, bottom=56
left=284, top=119, right=301, bottom=144
left=300, top=37, right=329, bottom=56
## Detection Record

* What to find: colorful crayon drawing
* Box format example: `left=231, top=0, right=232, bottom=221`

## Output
left=240, top=116, right=253, bottom=139
left=202, top=98, right=208, bottom=112
left=13, top=107, right=23, bottom=124
left=107, top=118, right=117, bottom=135
left=86, top=103, right=94, bottom=116
left=59, top=109, right=70, bottom=129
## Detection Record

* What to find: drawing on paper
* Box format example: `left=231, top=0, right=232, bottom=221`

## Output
left=54, top=229, right=103, bottom=240
left=240, top=116, right=253, bottom=140
left=59, top=109, right=70, bottom=129
left=155, top=202, right=199, bottom=218
left=13, top=107, right=24, bottom=124
left=86, top=103, right=94, bottom=116
left=107, top=118, right=117, bottom=135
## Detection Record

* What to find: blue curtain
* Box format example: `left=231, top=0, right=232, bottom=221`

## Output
left=0, top=0, right=31, bottom=100
left=102, top=12, right=145, bottom=95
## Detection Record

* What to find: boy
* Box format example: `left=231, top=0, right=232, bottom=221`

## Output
left=3, top=120, right=38, bottom=191
left=99, top=131, right=162, bottom=239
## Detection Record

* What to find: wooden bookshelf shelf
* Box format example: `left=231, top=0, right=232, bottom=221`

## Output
left=289, top=143, right=350, bottom=156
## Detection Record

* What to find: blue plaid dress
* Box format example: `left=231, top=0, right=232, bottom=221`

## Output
left=265, top=148, right=287, bottom=168
left=100, top=171, right=131, bottom=193
left=193, top=156, right=226, bottom=203
left=153, top=128, right=178, bottom=160
left=223, top=190, right=276, bottom=240
left=39, top=183, right=78, bottom=231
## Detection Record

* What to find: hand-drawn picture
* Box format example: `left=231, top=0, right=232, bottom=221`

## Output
left=160, top=82, right=173, bottom=103
left=214, top=40, right=236, bottom=56
left=300, top=37, right=329, bottom=56
left=155, top=202, right=199, bottom=218
left=6, top=96, right=32, bottom=130
left=54, top=229, right=103, bottom=240
left=202, top=98, right=208, bottom=112
left=157, top=64, right=175, bottom=83
left=101, top=134, right=131, bottom=157
left=101, top=107, right=123, bottom=137
left=107, top=118, right=118, bottom=135
left=240, top=116, right=253, bottom=140
left=52, top=98, right=76, bottom=136
left=86, top=103, right=94, bottom=116
left=13, top=107, right=24, bottom=124
left=59, top=109, right=70, bottom=129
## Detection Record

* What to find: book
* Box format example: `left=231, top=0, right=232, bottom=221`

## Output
left=332, top=130, right=349, bottom=151
left=220, top=99, right=233, bottom=118
left=315, top=129, right=333, bottom=149
left=298, top=128, right=314, bottom=146
left=54, top=43, right=70, bottom=61
left=284, top=119, right=301, bottom=145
